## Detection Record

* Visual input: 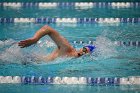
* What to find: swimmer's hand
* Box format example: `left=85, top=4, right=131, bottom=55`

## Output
left=18, top=38, right=37, bottom=48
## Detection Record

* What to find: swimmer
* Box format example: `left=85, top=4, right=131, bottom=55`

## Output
left=18, top=25, right=95, bottom=61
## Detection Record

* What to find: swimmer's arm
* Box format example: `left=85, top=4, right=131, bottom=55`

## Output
left=18, top=25, right=72, bottom=50
left=18, top=25, right=51, bottom=48
left=35, top=55, right=52, bottom=62
left=36, top=49, right=59, bottom=62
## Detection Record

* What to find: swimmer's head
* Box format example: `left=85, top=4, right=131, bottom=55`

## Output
left=77, top=45, right=96, bottom=57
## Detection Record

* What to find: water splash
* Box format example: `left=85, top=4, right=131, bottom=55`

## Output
left=92, top=35, right=118, bottom=60
left=0, top=39, right=16, bottom=48
left=0, top=39, right=38, bottom=64
left=0, top=40, right=23, bottom=64
left=0, top=39, right=57, bottom=65
left=0, top=36, right=118, bottom=65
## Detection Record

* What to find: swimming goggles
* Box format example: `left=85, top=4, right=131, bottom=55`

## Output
left=82, top=47, right=88, bottom=54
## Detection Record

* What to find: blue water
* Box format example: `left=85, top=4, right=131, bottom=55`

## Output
left=0, top=23, right=140, bottom=93
left=0, top=23, right=140, bottom=77
left=0, top=5, right=140, bottom=18
left=0, top=84, right=140, bottom=93
left=0, top=2, right=140, bottom=93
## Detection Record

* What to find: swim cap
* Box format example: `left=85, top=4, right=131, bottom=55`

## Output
left=84, top=45, right=96, bottom=52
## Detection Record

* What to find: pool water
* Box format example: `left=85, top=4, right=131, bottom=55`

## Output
left=0, top=4, right=140, bottom=18
left=0, top=1, right=140, bottom=93
left=0, top=84, right=140, bottom=93
left=0, top=23, right=140, bottom=77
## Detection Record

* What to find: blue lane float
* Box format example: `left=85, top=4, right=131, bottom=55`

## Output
left=0, top=18, right=140, bottom=23
left=0, top=18, right=14, bottom=23
left=71, top=41, right=140, bottom=47
left=118, top=41, right=140, bottom=47
left=35, top=18, right=56, bottom=23
left=0, top=2, right=139, bottom=8
left=0, top=76, right=140, bottom=85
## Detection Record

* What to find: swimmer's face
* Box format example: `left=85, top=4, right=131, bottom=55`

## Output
left=77, top=47, right=90, bottom=57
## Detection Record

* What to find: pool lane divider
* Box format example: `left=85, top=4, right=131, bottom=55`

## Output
left=0, top=18, right=140, bottom=23
left=0, top=2, right=139, bottom=8
left=71, top=41, right=140, bottom=47
left=0, top=76, right=140, bottom=85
